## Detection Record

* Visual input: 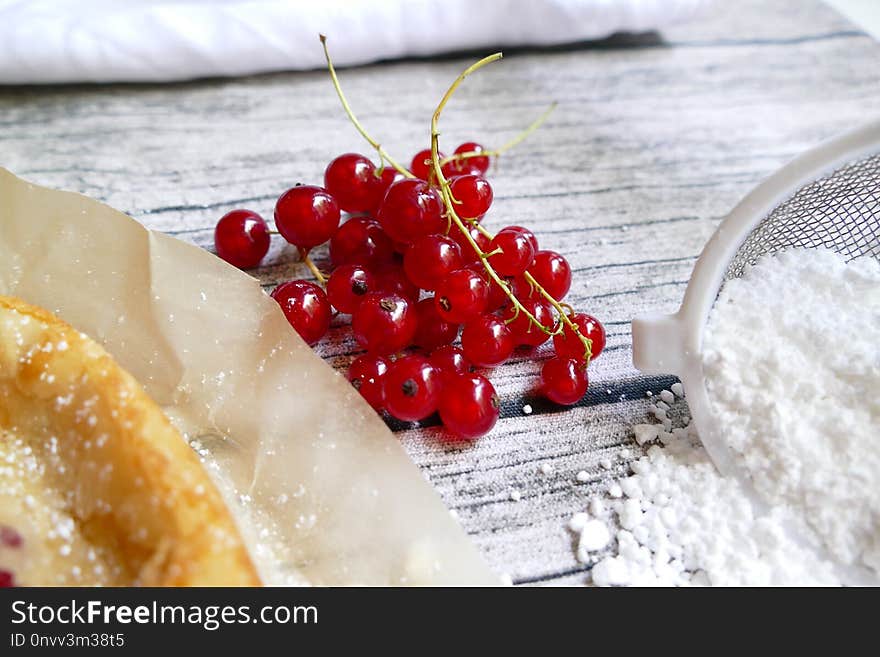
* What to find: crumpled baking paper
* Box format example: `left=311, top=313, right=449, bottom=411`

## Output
left=0, top=168, right=497, bottom=586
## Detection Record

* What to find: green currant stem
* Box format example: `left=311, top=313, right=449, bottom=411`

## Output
left=438, top=102, right=558, bottom=169
left=429, top=55, right=592, bottom=360
left=320, top=35, right=414, bottom=179
left=299, top=248, right=328, bottom=286
left=472, top=222, right=493, bottom=238
left=319, top=38, right=591, bottom=359
left=429, top=55, right=546, bottom=333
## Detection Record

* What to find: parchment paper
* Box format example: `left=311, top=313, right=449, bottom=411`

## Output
left=0, top=168, right=497, bottom=586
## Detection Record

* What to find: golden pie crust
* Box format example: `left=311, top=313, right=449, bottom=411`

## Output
left=0, top=295, right=260, bottom=586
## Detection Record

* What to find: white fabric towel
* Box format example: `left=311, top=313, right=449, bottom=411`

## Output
left=0, top=0, right=706, bottom=84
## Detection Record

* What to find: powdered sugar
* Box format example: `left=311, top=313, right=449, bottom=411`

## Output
left=573, top=248, right=879, bottom=585
left=703, top=249, right=880, bottom=573
left=586, top=431, right=839, bottom=586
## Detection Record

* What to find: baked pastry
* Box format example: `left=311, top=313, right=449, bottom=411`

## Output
left=0, top=295, right=260, bottom=586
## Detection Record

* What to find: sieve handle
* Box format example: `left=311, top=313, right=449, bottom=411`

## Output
left=631, top=311, right=685, bottom=376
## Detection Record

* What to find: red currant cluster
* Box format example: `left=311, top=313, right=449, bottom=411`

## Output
left=211, top=41, right=605, bottom=441
left=214, top=146, right=605, bottom=439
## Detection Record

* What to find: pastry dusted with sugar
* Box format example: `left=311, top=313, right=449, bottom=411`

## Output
left=0, top=295, right=260, bottom=586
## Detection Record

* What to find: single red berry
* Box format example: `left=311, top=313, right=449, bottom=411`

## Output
left=528, top=250, right=572, bottom=301
left=452, top=224, right=491, bottom=265
left=465, top=263, right=528, bottom=311
left=352, top=292, right=417, bottom=354
left=449, top=142, right=490, bottom=175
left=348, top=354, right=389, bottom=411
left=410, top=148, right=444, bottom=181
left=434, top=269, right=490, bottom=323
left=461, top=314, right=515, bottom=368
left=442, top=160, right=483, bottom=178
left=375, top=168, right=397, bottom=197
left=488, top=226, right=536, bottom=277
left=0, top=525, right=22, bottom=548
left=449, top=174, right=493, bottom=219
left=271, top=280, right=331, bottom=346
left=327, top=263, right=376, bottom=314
left=0, top=569, right=14, bottom=588
left=553, top=313, right=606, bottom=361
left=376, top=179, right=445, bottom=245
left=542, top=357, right=588, bottom=405
left=374, top=261, right=420, bottom=302
left=383, top=355, right=440, bottom=422
left=438, top=373, right=500, bottom=440
left=471, top=267, right=516, bottom=312
left=507, top=225, right=539, bottom=254
left=329, top=217, right=394, bottom=268
left=509, top=275, right=533, bottom=302
left=330, top=217, right=393, bottom=267
left=275, top=185, right=340, bottom=249
left=502, top=298, right=557, bottom=347
left=429, top=345, right=471, bottom=378
left=403, top=234, right=464, bottom=291
left=214, top=209, right=270, bottom=269
left=324, top=153, right=395, bottom=213
left=413, top=298, right=459, bottom=351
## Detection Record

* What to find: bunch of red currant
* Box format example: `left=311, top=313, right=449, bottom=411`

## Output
left=211, top=42, right=605, bottom=441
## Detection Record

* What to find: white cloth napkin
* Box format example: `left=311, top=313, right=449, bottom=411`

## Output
left=0, top=0, right=706, bottom=84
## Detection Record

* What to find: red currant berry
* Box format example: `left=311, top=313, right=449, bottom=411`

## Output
left=528, top=250, right=572, bottom=301
left=347, top=354, right=389, bottom=411
left=442, top=160, right=482, bottom=178
left=438, top=373, right=500, bottom=439
left=0, top=525, right=22, bottom=548
left=410, top=148, right=443, bottom=181
left=327, top=263, right=376, bottom=314
left=403, top=234, right=464, bottom=291
left=553, top=313, right=606, bottom=361
left=329, top=217, right=395, bottom=268
left=429, top=345, right=471, bottom=378
left=474, top=268, right=516, bottom=312
left=271, top=280, right=331, bottom=346
left=376, top=179, right=444, bottom=245
left=541, top=357, right=588, bottom=405
left=413, top=298, right=459, bottom=351
left=214, top=209, right=270, bottom=269
left=375, top=167, right=397, bottom=194
left=0, top=569, right=14, bottom=587
left=374, top=262, right=420, bottom=302
left=434, top=269, right=490, bottom=323
left=383, top=355, right=440, bottom=422
left=452, top=224, right=491, bottom=265
left=450, top=142, right=490, bottom=175
left=488, top=226, right=536, bottom=277
left=275, top=185, right=340, bottom=249
left=507, top=225, right=539, bottom=253
left=461, top=314, right=515, bottom=368
left=448, top=174, right=493, bottom=219
left=502, top=298, right=557, bottom=347
left=509, top=275, right=534, bottom=302
left=352, top=292, right=417, bottom=354
left=324, top=153, right=395, bottom=214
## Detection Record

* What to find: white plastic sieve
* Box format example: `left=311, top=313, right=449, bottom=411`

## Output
left=631, top=119, right=880, bottom=585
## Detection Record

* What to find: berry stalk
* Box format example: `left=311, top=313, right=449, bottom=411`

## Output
left=428, top=57, right=593, bottom=361
left=320, top=35, right=415, bottom=179
left=299, top=249, right=328, bottom=286
left=438, top=102, right=558, bottom=170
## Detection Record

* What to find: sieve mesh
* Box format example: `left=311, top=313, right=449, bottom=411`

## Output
left=724, top=152, right=880, bottom=280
